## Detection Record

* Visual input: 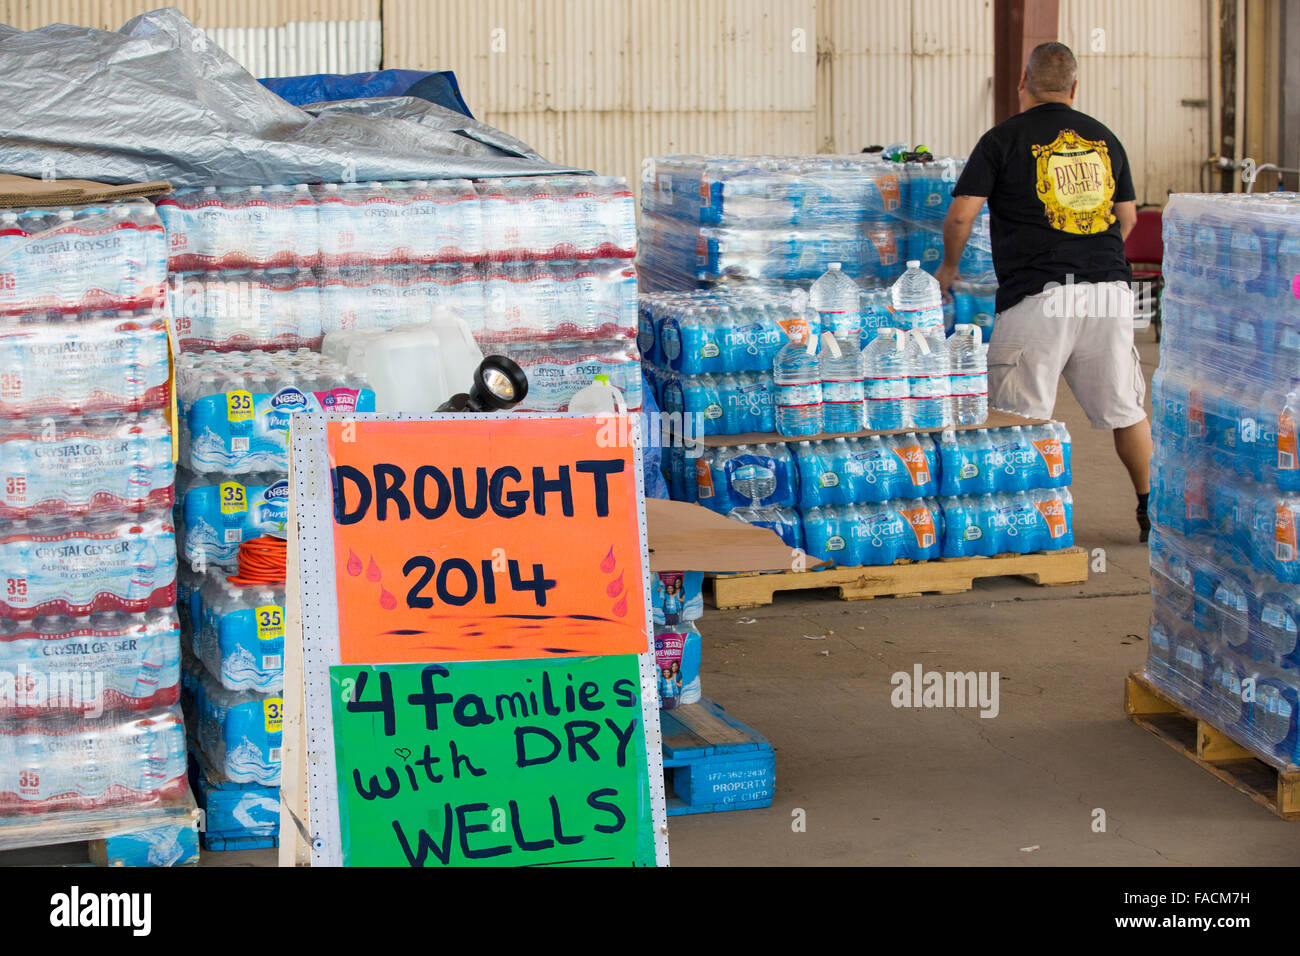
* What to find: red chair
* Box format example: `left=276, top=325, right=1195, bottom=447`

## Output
left=1125, top=206, right=1164, bottom=340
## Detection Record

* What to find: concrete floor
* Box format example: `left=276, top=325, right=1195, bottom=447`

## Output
left=13, top=331, right=1300, bottom=868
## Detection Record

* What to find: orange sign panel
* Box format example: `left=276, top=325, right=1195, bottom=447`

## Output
left=325, top=417, right=648, bottom=665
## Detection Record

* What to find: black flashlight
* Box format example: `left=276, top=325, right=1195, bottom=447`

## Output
left=438, top=355, right=530, bottom=413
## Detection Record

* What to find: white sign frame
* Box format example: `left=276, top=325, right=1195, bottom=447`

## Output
left=282, top=412, right=670, bottom=868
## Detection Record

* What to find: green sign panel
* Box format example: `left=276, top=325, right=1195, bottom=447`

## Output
left=329, top=655, right=656, bottom=867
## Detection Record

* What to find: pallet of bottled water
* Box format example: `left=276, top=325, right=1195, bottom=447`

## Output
left=666, top=422, right=1073, bottom=567
left=0, top=195, right=192, bottom=850
left=1147, top=192, right=1300, bottom=767
left=177, top=349, right=376, bottom=474
left=638, top=154, right=993, bottom=291
left=158, top=177, right=639, bottom=356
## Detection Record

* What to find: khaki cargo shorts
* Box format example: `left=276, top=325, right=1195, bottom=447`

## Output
left=987, top=280, right=1147, bottom=430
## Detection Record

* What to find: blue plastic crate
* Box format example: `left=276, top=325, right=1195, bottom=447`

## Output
left=190, top=750, right=280, bottom=851
left=660, top=698, right=775, bottom=815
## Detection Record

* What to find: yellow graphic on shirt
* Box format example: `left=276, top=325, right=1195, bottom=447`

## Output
left=1032, top=129, right=1118, bottom=235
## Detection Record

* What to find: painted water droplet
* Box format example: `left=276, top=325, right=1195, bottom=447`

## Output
left=346, top=550, right=363, bottom=577
left=600, top=547, right=616, bottom=573
left=611, top=593, right=628, bottom=617
left=606, top=572, right=624, bottom=598
left=366, top=556, right=382, bottom=582
left=379, top=587, right=397, bottom=610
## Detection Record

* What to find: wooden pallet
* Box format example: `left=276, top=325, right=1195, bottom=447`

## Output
left=660, top=698, right=774, bottom=815
left=1124, top=671, right=1300, bottom=821
left=706, top=547, right=1089, bottom=609
left=0, top=799, right=202, bottom=866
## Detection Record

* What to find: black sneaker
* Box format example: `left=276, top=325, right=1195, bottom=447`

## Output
left=1137, top=507, right=1150, bottom=544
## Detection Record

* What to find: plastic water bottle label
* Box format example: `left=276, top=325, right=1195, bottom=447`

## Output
left=1276, top=505, right=1297, bottom=563
left=226, top=391, right=254, bottom=423
left=1031, top=438, right=1065, bottom=479
left=256, top=605, right=284, bottom=642
left=219, top=482, right=247, bottom=514
left=775, top=384, right=821, bottom=408
left=900, top=505, right=936, bottom=549
left=695, top=459, right=715, bottom=499
left=1279, top=412, right=1298, bottom=471
left=892, top=443, right=931, bottom=486
left=263, top=698, right=284, bottom=735
left=1034, top=497, right=1068, bottom=538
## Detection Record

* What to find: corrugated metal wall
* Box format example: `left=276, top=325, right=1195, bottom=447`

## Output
left=816, top=0, right=995, bottom=158
left=3, top=0, right=1210, bottom=203
left=0, top=0, right=376, bottom=30
left=1059, top=0, right=1211, bottom=203
left=210, top=20, right=381, bottom=77
left=383, top=0, right=819, bottom=192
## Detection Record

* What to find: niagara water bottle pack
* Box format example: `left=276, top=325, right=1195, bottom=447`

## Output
left=1146, top=192, right=1300, bottom=766
left=637, top=153, right=994, bottom=292
left=177, top=349, right=376, bottom=474
left=668, top=420, right=1073, bottom=569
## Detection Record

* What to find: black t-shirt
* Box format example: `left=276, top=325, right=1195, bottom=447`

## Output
left=953, top=102, right=1136, bottom=313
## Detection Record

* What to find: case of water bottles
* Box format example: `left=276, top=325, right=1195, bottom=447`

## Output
left=192, top=668, right=282, bottom=787
left=193, top=568, right=285, bottom=696
left=1146, top=192, right=1300, bottom=767
left=177, top=471, right=288, bottom=569
left=0, top=197, right=190, bottom=842
left=673, top=422, right=1074, bottom=568
left=176, top=349, right=376, bottom=475
left=638, top=154, right=994, bottom=292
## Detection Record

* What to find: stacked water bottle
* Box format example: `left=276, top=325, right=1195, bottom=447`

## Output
left=174, top=349, right=374, bottom=845
left=638, top=152, right=995, bottom=296
left=685, top=422, right=1072, bottom=567
left=0, top=200, right=193, bottom=836
left=156, top=176, right=640, bottom=413
left=1146, top=191, right=1300, bottom=767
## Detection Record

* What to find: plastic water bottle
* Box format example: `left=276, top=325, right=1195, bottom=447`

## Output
left=949, top=324, right=989, bottom=426
left=811, top=264, right=865, bottom=434
left=818, top=331, right=864, bottom=435
left=773, top=313, right=823, bottom=437
left=861, top=328, right=909, bottom=430
left=890, top=259, right=945, bottom=336
left=904, top=329, right=951, bottom=430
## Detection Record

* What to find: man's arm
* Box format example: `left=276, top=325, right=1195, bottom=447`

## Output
left=1115, top=200, right=1137, bottom=243
left=935, top=195, right=987, bottom=297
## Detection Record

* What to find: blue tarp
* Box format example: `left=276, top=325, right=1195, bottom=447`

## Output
left=260, top=70, right=473, bottom=118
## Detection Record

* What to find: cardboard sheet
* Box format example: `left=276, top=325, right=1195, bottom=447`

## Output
left=0, top=174, right=171, bottom=206
left=645, top=497, right=828, bottom=573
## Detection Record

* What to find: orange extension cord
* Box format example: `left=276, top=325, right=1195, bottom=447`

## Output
left=226, top=536, right=287, bottom=587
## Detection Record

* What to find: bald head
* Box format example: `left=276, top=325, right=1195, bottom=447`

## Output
left=1024, top=42, right=1078, bottom=100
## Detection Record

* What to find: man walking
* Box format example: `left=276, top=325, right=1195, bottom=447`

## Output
left=936, top=42, right=1153, bottom=542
